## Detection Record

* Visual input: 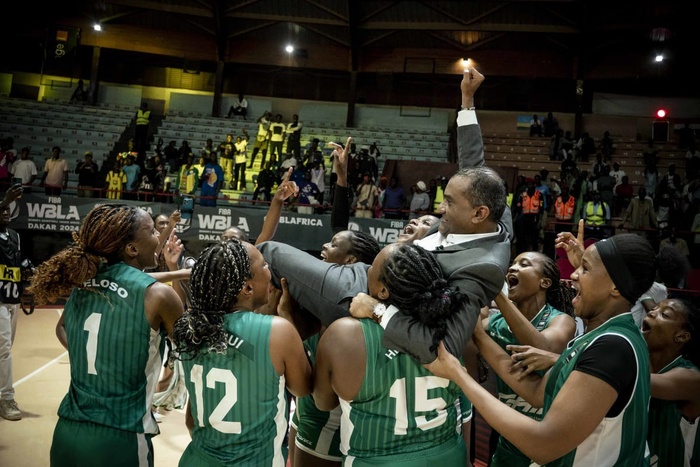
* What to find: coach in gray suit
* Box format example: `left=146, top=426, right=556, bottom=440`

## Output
left=258, top=68, right=512, bottom=363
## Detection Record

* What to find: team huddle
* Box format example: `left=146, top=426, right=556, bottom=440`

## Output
left=23, top=69, right=699, bottom=467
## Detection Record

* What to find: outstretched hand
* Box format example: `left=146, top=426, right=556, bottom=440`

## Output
left=274, top=167, right=298, bottom=201
left=329, top=136, right=353, bottom=187
left=423, top=341, right=467, bottom=381
left=554, top=218, right=585, bottom=269
left=507, top=344, right=559, bottom=380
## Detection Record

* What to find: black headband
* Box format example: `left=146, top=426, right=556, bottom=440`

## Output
left=595, top=238, right=639, bottom=304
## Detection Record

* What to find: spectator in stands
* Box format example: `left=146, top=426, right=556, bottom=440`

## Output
left=548, top=128, right=563, bottom=161
left=163, top=140, right=179, bottom=173
left=268, top=114, right=286, bottom=165
left=535, top=174, right=552, bottom=246
left=600, top=131, right=615, bottom=161
left=658, top=227, right=690, bottom=259
left=354, top=172, right=376, bottom=218
left=614, top=175, right=634, bottom=217
left=310, top=160, right=325, bottom=209
left=609, top=162, right=626, bottom=188
left=296, top=170, right=321, bottom=215
left=134, top=102, right=151, bottom=157
left=285, top=114, right=303, bottom=159
left=232, top=130, right=249, bottom=191
left=41, top=146, right=69, bottom=197
left=559, top=151, right=577, bottom=185
left=582, top=190, right=611, bottom=239
left=529, top=114, right=543, bottom=137
left=619, top=186, right=657, bottom=233
left=357, top=145, right=377, bottom=182
left=590, top=153, right=607, bottom=182
left=227, top=93, right=248, bottom=119
left=218, top=135, right=235, bottom=187
left=120, top=154, right=140, bottom=201
left=177, top=140, right=194, bottom=169
left=369, top=142, right=381, bottom=167
left=138, top=155, right=158, bottom=202
left=249, top=111, right=271, bottom=169
left=575, top=131, right=596, bottom=162
left=660, top=163, right=682, bottom=211
left=542, top=112, right=559, bottom=137
left=382, top=177, right=406, bottom=220
left=409, top=180, right=430, bottom=220
left=202, top=138, right=216, bottom=157
left=154, top=137, right=165, bottom=158
left=69, top=79, right=87, bottom=104
left=199, top=154, right=224, bottom=207
left=105, top=160, right=126, bottom=200
left=252, top=161, right=276, bottom=203
left=75, top=151, right=98, bottom=198
left=645, top=161, right=660, bottom=200
left=513, top=177, right=542, bottom=253
left=553, top=184, right=576, bottom=231
left=0, top=143, right=12, bottom=189
left=594, top=164, right=616, bottom=208
left=560, top=130, right=575, bottom=161
left=10, top=147, right=37, bottom=193
left=176, top=153, right=199, bottom=199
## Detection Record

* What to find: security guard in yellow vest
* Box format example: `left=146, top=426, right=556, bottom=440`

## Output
left=134, top=102, right=151, bottom=157
left=433, top=176, right=447, bottom=212
left=583, top=190, right=612, bottom=239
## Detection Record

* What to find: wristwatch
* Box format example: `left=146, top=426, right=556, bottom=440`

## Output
left=372, top=303, right=387, bottom=324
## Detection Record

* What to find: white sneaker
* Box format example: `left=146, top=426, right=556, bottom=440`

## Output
left=0, top=399, right=22, bottom=421
left=153, top=410, right=164, bottom=423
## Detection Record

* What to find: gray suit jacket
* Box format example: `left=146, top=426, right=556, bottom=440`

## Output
left=258, top=115, right=512, bottom=363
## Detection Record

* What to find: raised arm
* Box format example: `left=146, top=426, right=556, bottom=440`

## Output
left=329, top=137, right=353, bottom=232
left=255, top=167, right=298, bottom=244
left=494, top=291, right=575, bottom=353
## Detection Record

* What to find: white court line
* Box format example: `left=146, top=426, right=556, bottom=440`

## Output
left=14, top=351, right=68, bottom=387
left=14, top=308, right=67, bottom=387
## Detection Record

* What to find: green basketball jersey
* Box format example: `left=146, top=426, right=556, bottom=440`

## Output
left=648, top=356, right=700, bottom=467
left=58, top=262, right=162, bottom=434
left=488, top=303, right=567, bottom=467
left=540, top=313, right=650, bottom=467
left=180, top=311, right=288, bottom=467
left=340, top=319, right=464, bottom=464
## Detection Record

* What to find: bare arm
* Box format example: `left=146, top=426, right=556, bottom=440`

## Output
left=313, top=317, right=365, bottom=411
left=426, top=342, right=619, bottom=465
left=269, top=316, right=312, bottom=398
left=494, top=291, right=575, bottom=353
left=255, top=168, right=298, bottom=245
left=144, top=282, right=184, bottom=337
left=651, top=366, right=700, bottom=404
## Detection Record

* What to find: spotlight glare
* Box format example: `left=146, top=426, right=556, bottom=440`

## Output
left=655, top=54, right=664, bottom=62
left=93, top=23, right=102, bottom=31
left=285, top=45, right=294, bottom=53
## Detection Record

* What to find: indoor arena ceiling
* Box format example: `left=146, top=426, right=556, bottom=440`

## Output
left=7, top=0, right=695, bottom=87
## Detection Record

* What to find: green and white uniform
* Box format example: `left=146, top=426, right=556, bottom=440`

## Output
left=535, top=313, right=650, bottom=467
left=291, top=333, right=343, bottom=461
left=648, top=356, right=700, bottom=467
left=180, top=311, right=288, bottom=467
left=51, top=263, right=161, bottom=467
left=339, top=319, right=466, bottom=466
left=488, top=303, right=567, bottom=467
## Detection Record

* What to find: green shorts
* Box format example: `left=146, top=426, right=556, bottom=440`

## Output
left=343, top=436, right=466, bottom=467
left=50, top=417, right=154, bottom=467
left=291, top=395, right=343, bottom=461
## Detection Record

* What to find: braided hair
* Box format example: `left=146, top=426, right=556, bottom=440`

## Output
left=347, top=230, right=381, bottom=264
left=537, top=252, right=576, bottom=317
left=379, top=244, right=464, bottom=352
left=171, top=239, right=251, bottom=359
left=29, top=204, right=144, bottom=304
